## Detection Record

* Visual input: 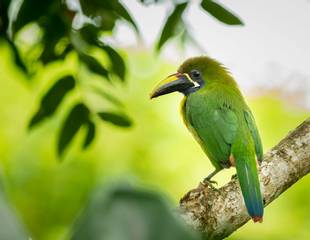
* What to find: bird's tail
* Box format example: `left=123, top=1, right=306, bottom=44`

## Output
left=234, top=153, right=264, bottom=222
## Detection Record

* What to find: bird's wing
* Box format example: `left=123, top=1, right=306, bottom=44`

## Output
left=214, top=107, right=238, bottom=145
left=185, top=94, right=238, bottom=168
left=244, top=110, right=264, bottom=162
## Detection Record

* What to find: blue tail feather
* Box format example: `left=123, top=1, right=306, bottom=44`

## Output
left=234, top=154, right=264, bottom=221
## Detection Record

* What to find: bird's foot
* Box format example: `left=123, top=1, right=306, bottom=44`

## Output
left=203, top=177, right=217, bottom=185
left=231, top=174, right=238, bottom=180
left=202, top=177, right=218, bottom=190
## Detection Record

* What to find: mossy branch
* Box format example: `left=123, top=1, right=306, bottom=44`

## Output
left=180, top=118, right=310, bottom=239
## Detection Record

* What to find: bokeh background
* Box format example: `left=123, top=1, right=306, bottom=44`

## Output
left=0, top=0, right=310, bottom=239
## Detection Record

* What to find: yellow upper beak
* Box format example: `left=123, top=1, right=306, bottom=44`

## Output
left=150, top=73, right=194, bottom=99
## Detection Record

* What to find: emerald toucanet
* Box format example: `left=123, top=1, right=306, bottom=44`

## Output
left=150, top=56, right=264, bottom=222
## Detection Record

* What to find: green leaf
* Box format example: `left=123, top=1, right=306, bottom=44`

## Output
left=100, top=45, right=126, bottom=80
left=78, top=25, right=126, bottom=81
left=200, top=0, right=243, bottom=25
left=29, top=75, right=75, bottom=128
left=0, top=1, right=28, bottom=72
left=79, top=24, right=99, bottom=46
left=98, top=111, right=131, bottom=127
left=39, top=14, right=69, bottom=64
left=113, top=1, right=139, bottom=33
left=79, top=0, right=138, bottom=33
left=72, top=185, right=201, bottom=240
left=79, top=53, right=110, bottom=80
left=12, top=0, right=56, bottom=34
left=0, top=0, right=10, bottom=36
left=58, top=103, right=89, bottom=156
left=6, top=38, right=27, bottom=73
left=83, top=120, right=96, bottom=149
left=156, top=2, right=188, bottom=51
left=79, top=0, right=118, bottom=31
left=91, top=86, right=124, bottom=108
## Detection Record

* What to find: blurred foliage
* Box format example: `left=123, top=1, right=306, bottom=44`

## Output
left=29, top=75, right=76, bottom=128
left=0, top=0, right=243, bottom=155
left=72, top=185, right=201, bottom=240
left=1, top=44, right=309, bottom=239
left=1, top=0, right=137, bottom=156
left=1, top=1, right=309, bottom=240
left=0, top=187, right=28, bottom=239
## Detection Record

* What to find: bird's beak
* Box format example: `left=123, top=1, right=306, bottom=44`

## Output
left=150, top=73, right=195, bottom=99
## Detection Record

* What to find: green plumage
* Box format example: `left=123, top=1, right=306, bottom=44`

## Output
left=179, top=57, right=264, bottom=221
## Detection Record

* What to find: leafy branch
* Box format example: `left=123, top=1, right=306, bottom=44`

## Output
left=0, top=0, right=243, bottom=156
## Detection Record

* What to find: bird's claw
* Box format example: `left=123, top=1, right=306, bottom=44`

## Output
left=202, top=178, right=218, bottom=190
left=231, top=174, right=238, bottom=180
left=201, top=179, right=220, bottom=192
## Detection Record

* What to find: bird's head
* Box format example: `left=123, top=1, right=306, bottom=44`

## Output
left=150, top=56, right=235, bottom=99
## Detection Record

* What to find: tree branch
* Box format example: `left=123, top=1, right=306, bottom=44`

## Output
left=179, top=118, right=310, bottom=240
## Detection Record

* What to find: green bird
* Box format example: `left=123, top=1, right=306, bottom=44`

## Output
left=150, top=56, right=264, bottom=222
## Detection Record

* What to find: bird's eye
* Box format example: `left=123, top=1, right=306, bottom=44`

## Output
left=191, top=70, right=201, bottom=79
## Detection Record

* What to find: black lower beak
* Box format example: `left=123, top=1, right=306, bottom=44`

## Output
left=150, top=73, right=194, bottom=99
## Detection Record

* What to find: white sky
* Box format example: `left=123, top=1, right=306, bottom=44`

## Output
left=115, top=0, right=310, bottom=107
